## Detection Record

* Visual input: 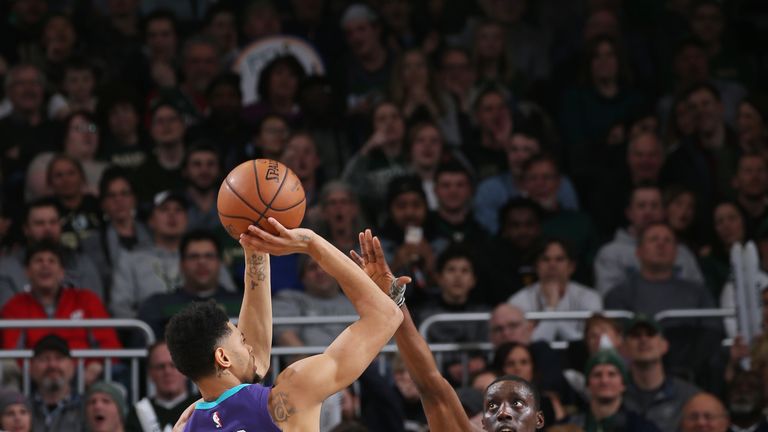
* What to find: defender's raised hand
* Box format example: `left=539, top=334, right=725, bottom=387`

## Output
left=350, top=229, right=411, bottom=299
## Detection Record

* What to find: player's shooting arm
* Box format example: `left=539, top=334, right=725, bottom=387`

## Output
left=243, top=220, right=403, bottom=425
left=238, top=231, right=272, bottom=377
left=350, top=231, right=474, bottom=432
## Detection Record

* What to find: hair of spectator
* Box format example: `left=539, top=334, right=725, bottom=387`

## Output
left=24, top=238, right=65, bottom=267
left=470, top=83, right=508, bottom=115
left=674, top=36, right=708, bottom=56
left=257, top=55, right=306, bottom=102
left=584, top=313, right=623, bottom=338
left=206, top=72, right=242, bottom=99
left=4, top=63, right=45, bottom=91
left=23, top=197, right=61, bottom=225
left=439, top=45, right=472, bottom=68
left=741, top=95, right=768, bottom=123
left=369, top=99, right=400, bottom=124
left=181, top=34, right=222, bottom=61
left=684, top=81, right=722, bottom=103
left=64, top=110, right=98, bottom=135
left=150, top=97, right=183, bottom=118
left=255, top=112, right=290, bottom=134
left=535, top=237, right=575, bottom=263
left=97, top=87, right=141, bottom=123
left=146, top=340, right=169, bottom=365
left=183, top=141, right=221, bottom=170
left=661, top=184, right=695, bottom=208
left=498, top=197, right=544, bottom=232
left=385, top=175, right=427, bottom=210
left=627, top=130, right=661, bottom=154
left=179, top=230, right=223, bottom=259
left=625, top=181, right=660, bottom=211
left=581, top=34, right=632, bottom=86
left=203, top=2, right=236, bottom=29
left=391, top=49, right=446, bottom=116
left=62, top=55, right=97, bottom=77
left=141, top=9, right=179, bottom=42
left=637, top=221, right=676, bottom=245
left=165, top=300, right=232, bottom=381
left=404, top=120, right=442, bottom=159
left=485, top=373, right=541, bottom=411
left=692, top=0, right=723, bottom=15
left=520, top=153, right=560, bottom=177
left=46, top=153, right=86, bottom=186
left=319, top=180, right=358, bottom=207
left=434, top=160, right=475, bottom=187
left=98, top=166, right=135, bottom=200
left=436, top=244, right=476, bottom=274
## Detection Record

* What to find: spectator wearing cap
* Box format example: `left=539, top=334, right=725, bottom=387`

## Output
left=125, top=341, right=198, bottom=432
left=1, top=242, right=121, bottom=383
left=338, top=3, right=392, bottom=117
left=509, top=238, right=602, bottom=342
left=132, top=101, right=187, bottom=205
left=680, top=392, right=730, bottom=432
left=0, top=388, right=32, bottom=432
left=110, top=191, right=235, bottom=319
left=137, top=230, right=241, bottom=339
left=569, top=350, right=660, bottom=432
left=28, top=334, right=84, bottom=432
left=85, top=381, right=127, bottom=432
left=622, top=316, right=700, bottom=432
left=0, top=198, right=103, bottom=306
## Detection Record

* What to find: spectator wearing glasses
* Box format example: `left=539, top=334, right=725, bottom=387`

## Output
left=679, top=392, right=730, bottom=432
left=136, top=230, right=241, bottom=339
left=125, top=341, right=198, bottom=431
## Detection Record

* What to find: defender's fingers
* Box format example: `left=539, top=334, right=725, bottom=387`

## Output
left=350, top=250, right=365, bottom=269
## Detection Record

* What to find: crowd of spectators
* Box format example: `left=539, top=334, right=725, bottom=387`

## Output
left=0, top=0, right=768, bottom=430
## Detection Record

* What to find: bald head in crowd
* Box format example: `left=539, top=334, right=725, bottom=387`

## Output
left=489, top=304, right=533, bottom=348
left=680, top=393, right=729, bottom=432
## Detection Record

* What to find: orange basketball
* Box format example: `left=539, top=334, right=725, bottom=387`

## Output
left=217, top=159, right=306, bottom=238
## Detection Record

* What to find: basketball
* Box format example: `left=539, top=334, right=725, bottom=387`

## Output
left=217, top=159, right=306, bottom=238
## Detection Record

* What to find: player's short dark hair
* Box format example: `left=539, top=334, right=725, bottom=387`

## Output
left=485, top=374, right=541, bottom=411
left=179, top=230, right=222, bottom=259
left=166, top=301, right=231, bottom=381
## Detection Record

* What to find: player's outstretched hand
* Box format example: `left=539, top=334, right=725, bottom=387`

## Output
left=350, top=229, right=411, bottom=295
left=239, top=218, right=314, bottom=256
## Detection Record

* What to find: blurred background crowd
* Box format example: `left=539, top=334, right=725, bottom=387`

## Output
left=0, top=0, right=768, bottom=431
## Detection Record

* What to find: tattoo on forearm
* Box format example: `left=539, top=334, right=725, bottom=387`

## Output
left=248, top=254, right=267, bottom=289
left=270, top=392, right=295, bottom=422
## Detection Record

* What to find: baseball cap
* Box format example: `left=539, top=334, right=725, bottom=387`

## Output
left=33, top=334, right=71, bottom=357
left=152, top=190, right=188, bottom=211
left=625, top=314, right=663, bottom=337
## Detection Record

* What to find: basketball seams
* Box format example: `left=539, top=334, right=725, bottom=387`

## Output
left=252, top=159, right=269, bottom=206
left=270, top=195, right=306, bottom=211
left=254, top=163, right=290, bottom=226
left=223, top=180, right=268, bottom=219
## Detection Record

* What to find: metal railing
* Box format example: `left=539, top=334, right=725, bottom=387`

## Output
left=0, top=319, right=156, bottom=405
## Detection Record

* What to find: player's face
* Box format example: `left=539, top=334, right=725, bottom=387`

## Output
left=482, top=380, right=544, bottom=432
left=223, top=323, right=259, bottom=383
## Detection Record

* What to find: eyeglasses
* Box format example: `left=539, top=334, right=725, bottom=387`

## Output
left=73, top=123, right=98, bottom=134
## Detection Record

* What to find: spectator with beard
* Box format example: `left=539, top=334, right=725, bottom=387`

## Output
left=28, top=335, right=83, bottom=432
left=84, top=382, right=127, bottom=432
left=133, top=101, right=187, bottom=205
left=486, top=198, right=543, bottom=304
left=125, top=341, right=198, bottom=432
left=725, top=370, right=768, bottom=432
left=0, top=199, right=103, bottom=305
left=280, top=133, right=323, bottom=208
left=0, top=241, right=121, bottom=369
left=182, top=143, right=221, bottom=232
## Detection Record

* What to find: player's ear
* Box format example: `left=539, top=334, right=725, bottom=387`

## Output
left=536, top=411, right=545, bottom=429
left=214, top=347, right=232, bottom=369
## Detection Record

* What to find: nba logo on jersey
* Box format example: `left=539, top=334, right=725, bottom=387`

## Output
left=212, top=411, right=223, bottom=428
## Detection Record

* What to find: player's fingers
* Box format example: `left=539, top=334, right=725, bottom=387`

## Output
left=350, top=250, right=365, bottom=269
left=364, top=229, right=376, bottom=262
left=267, top=217, right=289, bottom=236
left=359, top=231, right=371, bottom=263
left=372, top=236, right=386, bottom=266
left=395, top=276, right=412, bottom=286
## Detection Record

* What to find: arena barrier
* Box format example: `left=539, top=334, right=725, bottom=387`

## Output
left=0, top=319, right=156, bottom=404
left=0, top=309, right=739, bottom=400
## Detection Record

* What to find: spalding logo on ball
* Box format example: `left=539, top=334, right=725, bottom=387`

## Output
left=217, top=159, right=306, bottom=238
